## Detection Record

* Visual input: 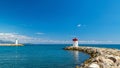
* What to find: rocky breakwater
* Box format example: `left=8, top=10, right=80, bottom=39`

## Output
left=64, top=46, right=120, bottom=68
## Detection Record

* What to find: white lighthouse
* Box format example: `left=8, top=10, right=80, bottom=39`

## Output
left=73, top=38, right=79, bottom=47
left=15, top=39, right=18, bottom=44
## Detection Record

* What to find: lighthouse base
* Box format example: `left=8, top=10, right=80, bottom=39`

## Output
left=73, top=41, right=79, bottom=47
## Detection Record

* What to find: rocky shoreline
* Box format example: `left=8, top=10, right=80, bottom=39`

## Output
left=64, top=46, right=120, bottom=68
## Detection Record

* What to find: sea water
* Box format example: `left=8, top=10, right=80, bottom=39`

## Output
left=0, top=44, right=119, bottom=68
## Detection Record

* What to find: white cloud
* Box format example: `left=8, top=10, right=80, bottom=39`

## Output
left=0, top=33, right=33, bottom=43
left=0, top=33, right=70, bottom=44
left=35, top=32, right=44, bottom=35
left=79, top=40, right=113, bottom=44
left=77, top=24, right=81, bottom=27
left=0, top=33, right=114, bottom=44
left=0, top=33, right=18, bottom=35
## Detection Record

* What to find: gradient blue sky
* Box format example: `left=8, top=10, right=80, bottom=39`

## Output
left=0, top=0, right=120, bottom=44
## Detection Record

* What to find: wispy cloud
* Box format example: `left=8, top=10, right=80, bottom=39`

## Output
left=0, top=33, right=33, bottom=43
left=79, top=40, right=113, bottom=44
left=35, top=32, right=45, bottom=35
left=0, top=33, right=18, bottom=35
left=77, top=24, right=81, bottom=27
left=0, top=33, right=114, bottom=44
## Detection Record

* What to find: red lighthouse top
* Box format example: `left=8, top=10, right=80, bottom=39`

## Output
left=73, top=38, right=78, bottom=41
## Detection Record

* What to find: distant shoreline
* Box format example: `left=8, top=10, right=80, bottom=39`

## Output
left=0, top=44, right=24, bottom=46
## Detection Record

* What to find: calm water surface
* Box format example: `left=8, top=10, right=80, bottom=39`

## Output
left=0, top=44, right=89, bottom=68
left=0, top=44, right=119, bottom=68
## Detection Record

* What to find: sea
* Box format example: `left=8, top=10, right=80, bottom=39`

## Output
left=0, top=44, right=120, bottom=68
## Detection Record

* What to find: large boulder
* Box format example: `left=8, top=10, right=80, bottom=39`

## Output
left=88, top=63, right=100, bottom=68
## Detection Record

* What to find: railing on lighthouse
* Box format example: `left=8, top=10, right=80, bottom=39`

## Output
left=73, top=38, right=79, bottom=47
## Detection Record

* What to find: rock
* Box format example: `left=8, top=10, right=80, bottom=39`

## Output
left=64, top=46, right=120, bottom=68
left=88, top=63, right=100, bottom=68
left=108, top=57, right=116, bottom=63
left=75, top=65, right=79, bottom=68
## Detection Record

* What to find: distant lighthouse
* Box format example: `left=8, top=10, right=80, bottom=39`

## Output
left=73, top=38, right=79, bottom=47
left=15, top=39, right=18, bottom=44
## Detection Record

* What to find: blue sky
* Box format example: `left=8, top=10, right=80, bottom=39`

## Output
left=0, top=0, right=120, bottom=44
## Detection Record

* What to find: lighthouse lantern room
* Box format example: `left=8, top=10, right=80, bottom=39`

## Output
left=73, top=38, right=79, bottom=47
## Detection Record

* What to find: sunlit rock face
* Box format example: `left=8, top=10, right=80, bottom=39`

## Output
left=88, top=63, right=100, bottom=68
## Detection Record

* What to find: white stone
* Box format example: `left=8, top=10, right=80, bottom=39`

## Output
left=88, top=63, right=100, bottom=68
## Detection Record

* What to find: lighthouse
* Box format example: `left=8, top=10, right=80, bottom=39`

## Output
left=15, top=39, right=18, bottom=44
left=73, top=38, right=79, bottom=47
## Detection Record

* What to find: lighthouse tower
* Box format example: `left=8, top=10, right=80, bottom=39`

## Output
left=73, top=38, right=79, bottom=47
left=15, top=39, right=18, bottom=44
